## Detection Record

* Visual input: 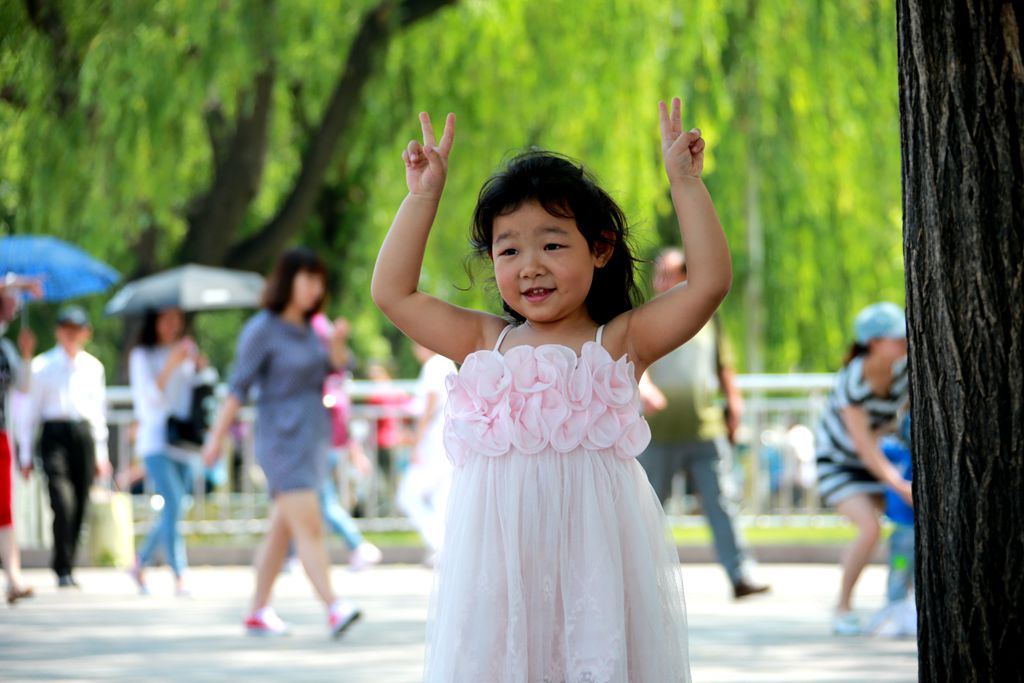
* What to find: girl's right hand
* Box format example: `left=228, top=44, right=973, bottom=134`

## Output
left=404, top=112, right=455, bottom=199
left=659, top=97, right=705, bottom=183
left=168, top=337, right=196, bottom=366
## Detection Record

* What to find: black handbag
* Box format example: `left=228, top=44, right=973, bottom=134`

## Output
left=166, top=383, right=214, bottom=447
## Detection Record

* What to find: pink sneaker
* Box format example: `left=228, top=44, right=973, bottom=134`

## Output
left=348, top=542, right=382, bottom=572
left=245, top=607, right=290, bottom=636
left=328, top=600, right=361, bottom=639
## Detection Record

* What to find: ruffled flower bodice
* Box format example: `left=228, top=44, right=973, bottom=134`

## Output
left=443, top=341, right=652, bottom=465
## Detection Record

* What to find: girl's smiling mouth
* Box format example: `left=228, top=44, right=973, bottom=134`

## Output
left=523, top=287, right=554, bottom=302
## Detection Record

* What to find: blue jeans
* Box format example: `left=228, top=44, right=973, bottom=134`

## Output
left=638, top=437, right=752, bottom=584
left=137, top=453, right=191, bottom=577
left=319, top=449, right=365, bottom=550
left=284, top=452, right=365, bottom=563
left=887, top=522, right=915, bottom=603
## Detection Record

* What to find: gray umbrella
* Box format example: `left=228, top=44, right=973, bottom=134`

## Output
left=104, top=264, right=265, bottom=316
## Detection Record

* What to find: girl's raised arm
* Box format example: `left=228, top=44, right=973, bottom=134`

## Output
left=612, top=97, right=732, bottom=372
left=371, top=113, right=504, bottom=363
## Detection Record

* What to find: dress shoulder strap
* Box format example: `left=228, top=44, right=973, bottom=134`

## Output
left=493, top=324, right=514, bottom=352
left=595, top=324, right=606, bottom=347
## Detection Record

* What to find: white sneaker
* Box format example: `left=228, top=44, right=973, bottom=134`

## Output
left=832, top=611, right=861, bottom=636
left=328, top=599, right=362, bottom=639
left=865, top=599, right=917, bottom=638
left=245, top=607, right=291, bottom=636
left=128, top=561, right=150, bottom=596
left=348, top=542, right=382, bottom=572
left=896, top=599, right=918, bottom=637
left=282, top=556, right=301, bottom=575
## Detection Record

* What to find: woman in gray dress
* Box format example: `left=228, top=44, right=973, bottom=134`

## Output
left=203, top=248, right=360, bottom=638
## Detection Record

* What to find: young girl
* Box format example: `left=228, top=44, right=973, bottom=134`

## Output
left=372, top=99, right=730, bottom=682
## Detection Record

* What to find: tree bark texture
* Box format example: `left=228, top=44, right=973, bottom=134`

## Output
left=897, top=2, right=1023, bottom=680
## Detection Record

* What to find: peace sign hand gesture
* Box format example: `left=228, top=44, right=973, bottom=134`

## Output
left=659, top=97, right=706, bottom=184
left=404, top=112, right=456, bottom=200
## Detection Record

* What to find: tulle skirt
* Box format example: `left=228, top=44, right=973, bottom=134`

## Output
left=423, top=448, right=690, bottom=683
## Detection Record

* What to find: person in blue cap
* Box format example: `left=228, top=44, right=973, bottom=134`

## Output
left=815, top=302, right=912, bottom=635
left=20, top=305, right=110, bottom=588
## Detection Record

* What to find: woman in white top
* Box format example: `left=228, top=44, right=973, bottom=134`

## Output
left=128, top=308, right=201, bottom=596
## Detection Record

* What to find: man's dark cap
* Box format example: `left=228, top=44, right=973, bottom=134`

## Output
left=56, top=305, right=90, bottom=328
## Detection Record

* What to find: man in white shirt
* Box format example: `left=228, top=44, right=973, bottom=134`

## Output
left=19, top=306, right=110, bottom=587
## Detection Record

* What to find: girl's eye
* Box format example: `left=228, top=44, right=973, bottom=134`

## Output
left=498, top=248, right=518, bottom=257
left=544, top=243, right=565, bottom=251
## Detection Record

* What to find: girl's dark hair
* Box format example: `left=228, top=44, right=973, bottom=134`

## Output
left=470, top=151, right=640, bottom=324
left=135, top=309, right=162, bottom=348
left=261, top=247, right=328, bottom=320
left=843, top=342, right=869, bottom=366
left=134, top=308, right=187, bottom=349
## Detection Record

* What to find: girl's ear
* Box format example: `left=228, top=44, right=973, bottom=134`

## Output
left=593, top=230, right=616, bottom=268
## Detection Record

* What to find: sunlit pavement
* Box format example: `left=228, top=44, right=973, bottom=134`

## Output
left=1, top=563, right=915, bottom=682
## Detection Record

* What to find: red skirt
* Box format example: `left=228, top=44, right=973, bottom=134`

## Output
left=0, top=430, right=13, bottom=527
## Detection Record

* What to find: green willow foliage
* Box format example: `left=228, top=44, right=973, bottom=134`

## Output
left=0, top=0, right=903, bottom=376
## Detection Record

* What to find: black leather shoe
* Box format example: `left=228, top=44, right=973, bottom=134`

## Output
left=57, top=574, right=79, bottom=589
left=733, top=578, right=770, bottom=600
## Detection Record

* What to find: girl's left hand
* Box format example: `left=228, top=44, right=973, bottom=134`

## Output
left=659, top=97, right=705, bottom=183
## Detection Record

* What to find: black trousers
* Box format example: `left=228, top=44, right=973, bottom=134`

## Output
left=39, top=420, right=95, bottom=577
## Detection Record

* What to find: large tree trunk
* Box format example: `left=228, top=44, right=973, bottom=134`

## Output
left=897, top=2, right=1023, bottom=680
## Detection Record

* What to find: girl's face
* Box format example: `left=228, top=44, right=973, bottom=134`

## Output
left=156, top=308, right=185, bottom=345
left=491, top=200, right=610, bottom=326
left=290, top=269, right=325, bottom=315
left=870, top=336, right=908, bottom=365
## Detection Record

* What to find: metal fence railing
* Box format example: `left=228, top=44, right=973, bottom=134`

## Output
left=15, top=374, right=837, bottom=546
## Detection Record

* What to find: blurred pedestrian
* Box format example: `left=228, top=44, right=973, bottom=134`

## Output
left=19, top=305, right=111, bottom=588
left=0, top=274, right=40, bottom=604
left=396, top=343, right=455, bottom=563
left=783, top=421, right=817, bottom=508
left=815, top=302, right=911, bottom=635
left=637, top=247, right=769, bottom=599
left=312, top=313, right=381, bottom=572
left=127, top=307, right=203, bottom=596
left=365, top=361, right=409, bottom=514
left=202, top=248, right=360, bottom=638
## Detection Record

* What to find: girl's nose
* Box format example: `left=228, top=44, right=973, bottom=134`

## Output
left=519, top=256, right=545, bottom=278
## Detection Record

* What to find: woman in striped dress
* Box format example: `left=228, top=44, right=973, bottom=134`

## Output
left=815, top=302, right=912, bottom=635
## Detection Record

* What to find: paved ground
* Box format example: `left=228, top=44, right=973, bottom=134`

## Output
left=1, top=563, right=916, bottom=682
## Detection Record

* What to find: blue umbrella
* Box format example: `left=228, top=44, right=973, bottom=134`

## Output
left=0, top=235, right=121, bottom=301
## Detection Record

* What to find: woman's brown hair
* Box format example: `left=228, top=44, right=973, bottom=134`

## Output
left=261, top=247, right=328, bottom=320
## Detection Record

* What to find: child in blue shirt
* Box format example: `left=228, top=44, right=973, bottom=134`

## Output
left=866, top=414, right=916, bottom=637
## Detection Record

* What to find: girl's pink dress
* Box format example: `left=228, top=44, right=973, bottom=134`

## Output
left=424, top=326, right=690, bottom=683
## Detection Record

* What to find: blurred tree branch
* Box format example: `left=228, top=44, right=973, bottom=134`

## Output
left=24, top=0, right=81, bottom=115
left=180, top=67, right=275, bottom=265
left=0, top=84, right=27, bottom=109
left=221, top=0, right=456, bottom=270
